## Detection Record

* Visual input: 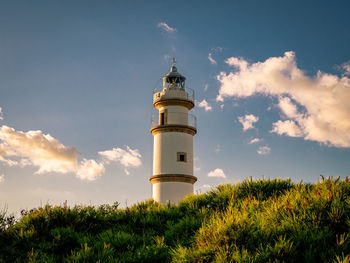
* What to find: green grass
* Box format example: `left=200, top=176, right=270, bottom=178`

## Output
left=1, top=177, right=350, bottom=262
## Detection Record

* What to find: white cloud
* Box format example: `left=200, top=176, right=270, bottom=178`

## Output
left=0, top=156, right=32, bottom=167
left=157, top=22, right=177, bottom=33
left=249, top=138, right=262, bottom=144
left=238, top=114, right=259, bottom=131
left=217, top=51, right=350, bottom=148
left=76, top=159, right=105, bottom=181
left=0, top=174, right=4, bottom=183
left=257, top=146, right=271, bottom=155
left=208, top=53, right=217, bottom=65
left=0, top=124, right=143, bottom=180
left=0, top=142, right=14, bottom=155
left=0, top=107, right=3, bottom=120
left=220, top=104, right=224, bottom=110
left=224, top=57, right=248, bottom=73
left=0, top=125, right=79, bottom=174
left=337, top=61, right=350, bottom=76
left=0, top=156, right=19, bottom=166
left=278, top=96, right=299, bottom=119
left=99, top=146, right=142, bottom=175
left=20, top=158, right=31, bottom=167
left=204, top=84, right=209, bottom=91
left=197, top=99, right=213, bottom=111
left=271, top=120, right=303, bottom=137
left=0, top=143, right=17, bottom=166
left=208, top=168, right=226, bottom=178
left=0, top=125, right=104, bottom=181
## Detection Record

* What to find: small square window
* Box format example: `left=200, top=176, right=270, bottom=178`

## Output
left=179, top=154, right=185, bottom=162
left=177, top=152, right=187, bottom=162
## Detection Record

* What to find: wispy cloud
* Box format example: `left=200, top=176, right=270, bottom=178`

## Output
left=336, top=61, right=350, bottom=76
left=157, top=22, right=177, bottom=33
left=257, top=146, right=271, bottom=155
left=164, top=54, right=171, bottom=61
left=342, top=62, right=350, bottom=76
left=217, top=51, right=350, bottom=148
left=99, top=146, right=142, bottom=175
left=212, top=47, right=223, bottom=53
left=208, top=168, right=226, bottom=178
left=197, top=99, right=213, bottom=111
left=208, top=53, right=217, bottom=65
left=238, top=114, right=259, bottom=131
left=0, top=107, right=3, bottom=121
left=215, top=144, right=221, bottom=154
left=249, top=138, right=262, bottom=144
left=0, top=174, right=4, bottom=183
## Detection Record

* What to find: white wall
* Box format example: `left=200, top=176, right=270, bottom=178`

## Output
left=159, top=105, right=189, bottom=126
left=153, top=132, right=193, bottom=175
left=152, top=181, right=194, bottom=204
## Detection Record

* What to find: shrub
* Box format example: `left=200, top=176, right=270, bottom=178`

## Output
left=1, top=177, right=349, bottom=262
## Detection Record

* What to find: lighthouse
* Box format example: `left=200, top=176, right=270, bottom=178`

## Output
left=150, top=58, right=197, bottom=204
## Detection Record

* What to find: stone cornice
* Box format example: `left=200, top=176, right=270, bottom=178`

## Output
left=153, top=99, right=194, bottom=110
left=150, top=174, right=197, bottom=184
left=150, top=125, right=197, bottom=136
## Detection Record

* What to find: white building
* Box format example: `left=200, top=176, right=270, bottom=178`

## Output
left=150, top=59, right=197, bottom=204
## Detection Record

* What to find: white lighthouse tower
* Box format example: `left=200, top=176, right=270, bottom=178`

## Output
left=150, top=58, right=197, bottom=204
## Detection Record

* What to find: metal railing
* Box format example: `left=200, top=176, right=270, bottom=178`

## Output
left=153, top=86, right=195, bottom=103
left=151, top=112, right=197, bottom=129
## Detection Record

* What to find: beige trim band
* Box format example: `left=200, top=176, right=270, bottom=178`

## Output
left=150, top=174, right=197, bottom=184
left=154, top=99, right=194, bottom=110
left=150, top=125, right=197, bottom=136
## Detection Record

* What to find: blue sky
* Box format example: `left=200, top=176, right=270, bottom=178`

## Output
left=1, top=0, right=350, bottom=214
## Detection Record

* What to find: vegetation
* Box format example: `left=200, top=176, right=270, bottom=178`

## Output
left=1, top=177, right=350, bottom=262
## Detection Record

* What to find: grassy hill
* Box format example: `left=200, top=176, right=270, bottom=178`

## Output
left=1, top=177, right=350, bottom=262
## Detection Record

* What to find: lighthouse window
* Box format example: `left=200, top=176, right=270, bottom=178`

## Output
left=160, top=113, right=165, bottom=125
left=177, top=152, right=187, bottom=162
left=159, top=110, right=167, bottom=125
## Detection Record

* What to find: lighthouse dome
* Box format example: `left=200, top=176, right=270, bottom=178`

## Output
left=163, top=58, right=186, bottom=87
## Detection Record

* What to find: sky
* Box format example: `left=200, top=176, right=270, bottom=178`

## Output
left=1, top=0, right=350, bottom=214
